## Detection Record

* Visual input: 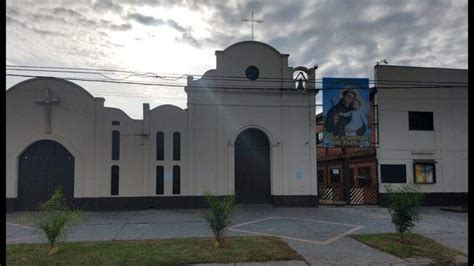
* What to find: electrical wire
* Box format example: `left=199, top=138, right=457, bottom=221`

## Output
left=6, top=65, right=468, bottom=85
left=6, top=68, right=189, bottom=82
left=6, top=74, right=468, bottom=90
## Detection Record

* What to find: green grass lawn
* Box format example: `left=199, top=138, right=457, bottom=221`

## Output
left=350, top=233, right=465, bottom=264
left=7, top=236, right=302, bottom=265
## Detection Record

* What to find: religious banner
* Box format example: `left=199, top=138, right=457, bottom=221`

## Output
left=322, top=78, right=370, bottom=147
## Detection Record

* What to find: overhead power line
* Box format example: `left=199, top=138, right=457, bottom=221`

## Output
left=10, top=87, right=466, bottom=102
left=6, top=67, right=187, bottom=81
left=6, top=65, right=468, bottom=85
left=6, top=73, right=468, bottom=91
left=6, top=74, right=298, bottom=90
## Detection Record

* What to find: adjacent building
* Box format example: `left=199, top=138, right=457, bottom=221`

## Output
left=374, top=65, right=467, bottom=205
left=315, top=65, right=467, bottom=206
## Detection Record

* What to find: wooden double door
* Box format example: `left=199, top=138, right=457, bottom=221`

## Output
left=235, top=128, right=271, bottom=204
left=17, top=140, right=75, bottom=211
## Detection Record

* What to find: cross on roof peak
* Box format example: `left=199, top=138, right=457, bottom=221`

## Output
left=241, top=10, right=264, bottom=41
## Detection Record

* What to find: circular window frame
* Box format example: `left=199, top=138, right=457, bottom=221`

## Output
left=245, top=65, right=259, bottom=81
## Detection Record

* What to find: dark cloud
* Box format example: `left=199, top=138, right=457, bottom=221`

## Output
left=175, top=33, right=202, bottom=48
left=35, top=29, right=67, bottom=37
left=49, top=7, right=83, bottom=18
left=126, top=12, right=190, bottom=33
left=127, top=12, right=201, bottom=47
left=98, top=31, right=110, bottom=38
left=127, top=13, right=166, bottom=25
left=7, top=14, right=66, bottom=37
left=100, top=19, right=132, bottom=31
left=31, top=13, right=69, bottom=24
left=115, top=0, right=188, bottom=8
left=34, top=7, right=132, bottom=31
left=6, top=6, right=20, bottom=16
left=167, top=19, right=188, bottom=33
left=92, top=0, right=123, bottom=13
left=6, top=15, right=28, bottom=28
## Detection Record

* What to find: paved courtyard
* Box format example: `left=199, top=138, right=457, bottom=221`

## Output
left=6, top=206, right=467, bottom=265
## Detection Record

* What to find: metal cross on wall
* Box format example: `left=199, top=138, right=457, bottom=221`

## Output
left=241, top=10, right=264, bottom=40
left=35, top=88, right=60, bottom=134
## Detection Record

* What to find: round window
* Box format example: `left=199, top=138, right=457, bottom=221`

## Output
left=245, top=66, right=259, bottom=81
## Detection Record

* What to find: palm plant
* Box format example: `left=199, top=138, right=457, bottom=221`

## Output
left=201, top=193, right=236, bottom=248
left=33, top=188, right=86, bottom=255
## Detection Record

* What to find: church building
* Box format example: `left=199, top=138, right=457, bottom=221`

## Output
left=6, top=41, right=319, bottom=211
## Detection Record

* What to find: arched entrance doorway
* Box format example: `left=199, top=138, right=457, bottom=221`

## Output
left=235, top=128, right=271, bottom=204
left=17, top=140, right=75, bottom=211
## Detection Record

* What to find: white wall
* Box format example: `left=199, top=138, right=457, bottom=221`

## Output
left=6, top=41, right=318, bottom=200
left=6, top=78, right=189, bottom=199
left=6, top=78, right=96, bottom=198
left=375, top=66, right=468, bottom=193
left=148, top=105, right=188, bottom=196
left=186, top=41, right=317, bottom=196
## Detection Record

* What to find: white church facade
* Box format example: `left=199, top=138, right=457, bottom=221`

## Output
left=6, top=41, right=319, bottom=211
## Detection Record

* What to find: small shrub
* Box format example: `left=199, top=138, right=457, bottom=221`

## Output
left=32, top=188, right=86, bottom=254
left=385, top=184, right=424, bottom=243
left=201, top=193, right=236, bottom=248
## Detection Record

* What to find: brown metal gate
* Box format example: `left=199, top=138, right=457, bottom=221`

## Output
left=318, top=161, right=377, bottom=205
left=318, top=165, right=347, bottom=204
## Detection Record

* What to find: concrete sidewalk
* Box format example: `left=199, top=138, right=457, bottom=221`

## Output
left=6, top=206, right=468, bottom=265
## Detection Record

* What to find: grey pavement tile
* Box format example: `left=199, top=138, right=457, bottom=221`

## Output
left=420, top=232, right=468, bottom=255
left=129, top=209, right=206, bottom=224
left=232, top=217, right=356, bottom=242
left=81, top=211, right=138, bottom=225
left=6, top=213, right=38, bottom=228
left=286, top=237, right=405, bottom=265
left=6, top=223, right=27, bottom=237
left=66, top=224, right=125, bottom=242
left=115, top=221, right=212, bottom=240
left=7, top=228, right=43, bottom=244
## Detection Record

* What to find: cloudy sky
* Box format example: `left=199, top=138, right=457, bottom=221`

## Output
left=6, top=0, right=468, bottom=118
